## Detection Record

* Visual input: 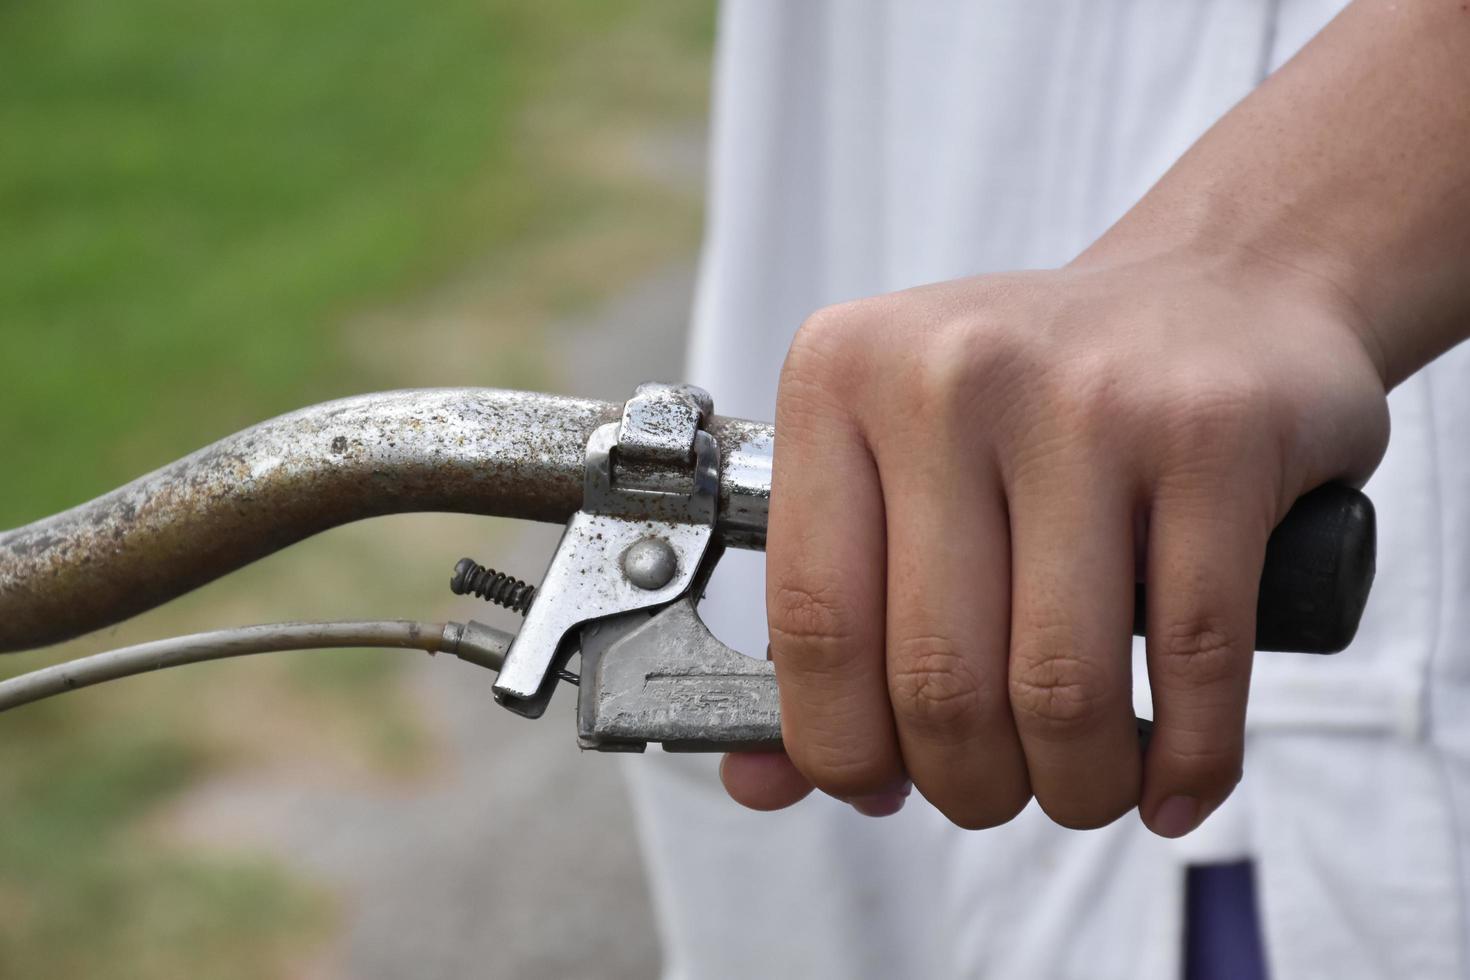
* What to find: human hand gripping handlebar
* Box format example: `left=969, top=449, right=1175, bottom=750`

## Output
left=0, top=383, right=1375, bottom=749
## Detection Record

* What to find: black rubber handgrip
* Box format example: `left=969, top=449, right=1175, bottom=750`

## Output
left=1132, top=484, right=1376, bottom=654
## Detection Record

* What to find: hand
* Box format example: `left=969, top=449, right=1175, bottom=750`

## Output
left=721, top=247, right=1389, bottom=835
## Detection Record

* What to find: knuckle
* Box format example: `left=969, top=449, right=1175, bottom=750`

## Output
left=799, top=299, right=869, bottom=340
left=888, top=635, right=985, bottom=737
left=1010, top=668, right=1104, bottom=736
left=1154, top=616, right=1242, bottom=688
left=1009, top=631, right=1111, bottom=738
left=909, top=317, right=1029, bottom=415
left=768, top=581, right=860, bottom=675
left=1035, top=351, right=1134, bottom=429
left=784, top=302, right=870, bottom=386
left=1053, top=366, right=1126, bottom=429
left=1005, top=362, right=1128, bottom=467
left=769, top=582, right=852, bottom=645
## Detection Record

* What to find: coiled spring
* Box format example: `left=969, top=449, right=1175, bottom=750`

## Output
left=450, top=559, right=536, bottom=615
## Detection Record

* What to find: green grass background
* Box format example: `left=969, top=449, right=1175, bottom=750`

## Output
left=0, top=2, right=712, bottom=975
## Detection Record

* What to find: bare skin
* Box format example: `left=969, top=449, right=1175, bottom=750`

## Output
left=721, top=0, right=1470, bottom=836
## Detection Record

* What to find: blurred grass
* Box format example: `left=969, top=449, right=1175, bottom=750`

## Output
left=0, top=0, right=712, bottom=976
left=0, top=0, right=712, bottom=523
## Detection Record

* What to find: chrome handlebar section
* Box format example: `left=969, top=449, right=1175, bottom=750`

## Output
left=0, top=388, right=772, bottom=653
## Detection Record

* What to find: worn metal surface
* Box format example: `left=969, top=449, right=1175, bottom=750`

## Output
left=578, top=598, right=781, bottom=752
left=615, top=382, right=712, bottom=466
left=0, top=388, right=773, bottom=653
left=713, top=418, right=772, bottom=548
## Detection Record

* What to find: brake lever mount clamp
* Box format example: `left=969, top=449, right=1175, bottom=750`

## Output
left=491, top=382, right=781, bottom=752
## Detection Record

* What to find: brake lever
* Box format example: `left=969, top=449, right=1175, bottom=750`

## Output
left=448, top=383, right=781, bottom=750
left=449, top=382, right=1378, bottom=753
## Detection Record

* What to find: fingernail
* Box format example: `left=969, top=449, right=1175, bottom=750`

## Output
left=849, top=781, right=912, bottom=818
left=1150, top=795, right=1200, bottom=838
left=850, top=792, right=907, bottom=817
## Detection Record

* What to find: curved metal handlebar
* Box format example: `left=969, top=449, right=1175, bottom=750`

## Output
left=0, top=388, right=773, bottom=653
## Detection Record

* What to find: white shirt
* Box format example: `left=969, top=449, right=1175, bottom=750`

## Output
left=626, top=2, right=1470, bottom=977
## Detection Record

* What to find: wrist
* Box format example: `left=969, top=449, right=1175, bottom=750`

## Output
left=1072, top=205, right=1392, bottom=386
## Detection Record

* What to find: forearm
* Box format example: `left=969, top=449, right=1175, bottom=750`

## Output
left=1083, top=0, right=1470, bottom=388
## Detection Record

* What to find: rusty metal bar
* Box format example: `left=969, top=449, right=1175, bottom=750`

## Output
left=0, top=388, right=772, bottom=653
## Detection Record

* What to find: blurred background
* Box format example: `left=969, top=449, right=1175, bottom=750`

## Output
left=0, top=2, right=715, bottom=976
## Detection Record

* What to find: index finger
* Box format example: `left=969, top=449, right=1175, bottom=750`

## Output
left=765, top=363, right=906, bottom=803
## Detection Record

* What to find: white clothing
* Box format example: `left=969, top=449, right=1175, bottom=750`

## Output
left=626, top=2, right=1470, bottom=977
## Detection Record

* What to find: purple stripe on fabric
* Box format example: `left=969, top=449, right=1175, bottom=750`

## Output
left=1183, top=861, right=1269, bottom=980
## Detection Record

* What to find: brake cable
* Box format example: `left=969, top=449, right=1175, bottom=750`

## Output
left=0, top=619, right=528, bottom=713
